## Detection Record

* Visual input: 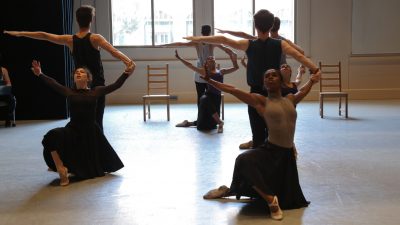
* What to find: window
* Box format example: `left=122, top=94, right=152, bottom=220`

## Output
left=214, top=0, right=295, bottom=41
left=111, top=0, right=193, bottom=46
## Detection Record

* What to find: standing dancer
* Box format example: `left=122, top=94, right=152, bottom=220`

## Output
left=4, top=5, right=134, bottom=130
left=31, top=60, right=134, bottom=186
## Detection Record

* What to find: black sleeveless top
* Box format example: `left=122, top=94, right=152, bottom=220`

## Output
left=73, top=33, right=105, bottom=87
left=246, top=38, right=282, bottom=87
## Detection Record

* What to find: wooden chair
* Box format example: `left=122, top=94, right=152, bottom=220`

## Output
left=319, top=61, right=348, bottom=118
left=142, top=64, right=170, bottom=121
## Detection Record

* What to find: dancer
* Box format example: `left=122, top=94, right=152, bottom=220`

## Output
left=185, top=9, right=321, bottom=150
left=31, top=59, right=135, bottom=186
left=160, top=25, right=230, bottom=127
left=280, top=64, right=305, bottom=96
left=4, top=5, right=134, bottom=130
left=0, top=53, right=16, bottom=127
left=175, top=47, right=238, bottom=132
left=200, top=68, right=320, bottom=220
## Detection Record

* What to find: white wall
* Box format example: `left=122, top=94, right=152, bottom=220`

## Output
left=74, top=0, right=400, bottom=104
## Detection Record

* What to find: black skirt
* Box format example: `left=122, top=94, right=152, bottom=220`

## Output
left=228, top=142, right=309, bottom=210
left=42, top=121, right=124, bottom=179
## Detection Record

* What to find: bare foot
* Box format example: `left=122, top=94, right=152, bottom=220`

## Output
left=58, top=167, right=69, bottom=186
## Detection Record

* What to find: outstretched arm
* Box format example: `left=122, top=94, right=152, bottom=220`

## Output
left=219, top=48, right=239, bottom=75
left=92, top=34, right=134, bottom=67
left=215, top=28, right=256, bottom=40
left=202, top=65, right=264, bottom=109
left=4, top=31, right=72, bottom=49
left=184, top=35, right=249, bottom=52
left=285, top=39, right=305, bottom=55
left=159, top=41, right=197, bottom=47
left=31, top=60, right=71, bottom=96
left=289, top=69, right=321, bottom=105
left=174, top=50, right=204, bottom=75
left=281, top=40, right=318, bottom=73
left=94, top=60, right=135, bottom=96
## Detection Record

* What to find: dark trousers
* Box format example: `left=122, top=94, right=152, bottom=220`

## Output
left=197, top=93, right=221, bottom=130
left=0, top=94, right=16, bottom=123
left=248, top=86, right=268, bottom=148
left=195, top=82, right=208, bottom=107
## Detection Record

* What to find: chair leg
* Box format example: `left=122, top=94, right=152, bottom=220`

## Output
left=167, top=99, right=170, bottom=121
left=320, top=96, right=324, bottom=118
left=345, top=96, right=348, bottom=118
left=148, top=101, right=151, bottom=119
left=339, top=97, right=342, bottom=116
left=143, top=98, right=146, bottom=122
left=221, top=94, right=224, bottom=120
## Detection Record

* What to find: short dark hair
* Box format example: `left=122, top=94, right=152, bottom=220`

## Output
left=201, top=25, right=211, bottom=36
left=76, top=5, right=95, bottom=28
left=270, top=17, right=281, bottom=32
left=253, top=9, right=275, bottom=33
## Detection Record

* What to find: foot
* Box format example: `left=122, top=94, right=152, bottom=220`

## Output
left=239, top=140, right=253, bottom=149
left=203, top=185, right=230, bottom=199
left=268, top=196, right=283, bottom=220
left=217, top=121, right=224, bottom=133
left=176, top=120, right=191, bottom=127
left=58, top=167, right=69, bottom=186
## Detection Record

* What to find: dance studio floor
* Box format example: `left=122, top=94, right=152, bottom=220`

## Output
left=1, top=100, right=399, bottom=225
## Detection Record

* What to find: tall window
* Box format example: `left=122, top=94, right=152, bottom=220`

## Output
left=214, top=0, right=294, bottom=41
left=111, top=0, right=193, bottom=46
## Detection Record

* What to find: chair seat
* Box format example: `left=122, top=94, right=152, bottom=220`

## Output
left=320, top=92, right=348, bottom=97
left=143, top=94, right=170, bottom=99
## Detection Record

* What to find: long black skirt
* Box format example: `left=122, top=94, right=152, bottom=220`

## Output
left=196, top=92, right=221, bottom=130
left=228, top=142, right=309, bottom=210
left=42, top=121, right=124, bottom=179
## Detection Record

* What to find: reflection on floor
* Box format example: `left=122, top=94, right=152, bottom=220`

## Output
left=1, top=100, right=400, bottom=225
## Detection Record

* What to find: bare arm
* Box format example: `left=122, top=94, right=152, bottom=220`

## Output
left=241, top=55, right=247, bottom=68
left=290, top=70, right=321, bottom=105
left=92, top=34, right=133, bottom=66
left=215, top=28, right=256, bottom=40
left=1, top=68, right=11, bottom=86
left=281, top=40, right=318, bottom=72
left=184, top=35, right=249, bottom=52
left=285, top=39, right=305, bottom=55
left=159, top=41, right=198, bottom=47
left=4, top=31, right=72, bottom=49
left=175, top=50, right=204, bottom=75
left=294, top=65, right=305, bottom=86
left=219, top=48, right=239, bottom=75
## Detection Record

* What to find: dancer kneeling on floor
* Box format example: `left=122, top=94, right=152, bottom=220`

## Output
left=201, top=68, right=320, bottom=220
left=31, top=59, right=135, bottom=186
left=175, top=47, right=238, bottom=133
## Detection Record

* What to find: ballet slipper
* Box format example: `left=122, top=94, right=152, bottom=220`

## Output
left=203, top=185, right=230, bottom=199
left=268, top=196, right=283, bottom=220
left=217, top=121, right=224, bottom=133
left=58, top=167, right=69, bottom=186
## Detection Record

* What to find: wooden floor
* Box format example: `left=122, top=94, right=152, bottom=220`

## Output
left=1, top=100, right=400, bottom=225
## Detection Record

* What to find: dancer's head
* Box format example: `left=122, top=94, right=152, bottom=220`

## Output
left=73, top=67, right=92, bottom=88
left=263, top=69, right=283, bottom=92
left=204, top=56, right=216, bottom=70
left=253, top=9, right=275, bottom=34
left=76, top=5, right=95, bottom=28
left=201, top=25, right=212, bottom=36
left=270, top=17, right=281, bottom=33
left=280, top=64, right=292, bottom=83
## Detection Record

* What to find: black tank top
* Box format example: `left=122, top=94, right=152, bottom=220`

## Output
left=73, top=33, right=104, bottom=87
left=246, top=38, right=282, bottom=87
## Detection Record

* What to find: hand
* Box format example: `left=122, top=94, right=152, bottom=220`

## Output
left=4, top=31, right=21, bottom=37
left=241, top=55, right=247, bottom=67
left=298, top=65, right=305, bottom=74
left=31, top=60, right=42, bottom=76
left=124, top=59, right=135, bottom=75
left=310, top=69, right=321, bottom=84
left=215, top=28, right=226, bottom=34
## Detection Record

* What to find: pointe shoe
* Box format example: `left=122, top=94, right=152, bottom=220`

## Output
left=268, top=196, right=283, bottom=220
left=217, top=121, right=224, bottom=133
left=58, top=167, right=69, bottom=186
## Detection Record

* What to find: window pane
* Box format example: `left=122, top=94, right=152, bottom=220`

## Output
left=153, top=0, right=193, bottom=45
left=214, top=0, right=253, bottom=39
left=255, top=0, right=294, bottom=41
left=111, top=0, right=151, bottom=46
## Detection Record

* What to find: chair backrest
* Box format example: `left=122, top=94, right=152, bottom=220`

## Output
left=319, top=61, right=342, bottom=92
left=147, top=64, right=169, bottom=95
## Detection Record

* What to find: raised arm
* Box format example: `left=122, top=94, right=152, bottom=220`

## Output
left=1, top=67, right=11, bottom=86
left=281, top=40, right=319, bottom=73
left=215, top=28, right=256, bottom=40
left=289, top=70, right=321, bottom=105
left=92, top=34, right=133, bottom=67
left=241, top=55, right=248, bottom=68
left=285, top=39, right=305, bottom=55
left=219, top=48, right=239, bottom=75
left=184, top=35, right=249, bottom=52
left=4, top=31, right=72, bottom=49
left=174, top=50, right=204, bottom=75
left=31, top=60, right=71, bottom=96
left=93, top=60, right=135, bottom=96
